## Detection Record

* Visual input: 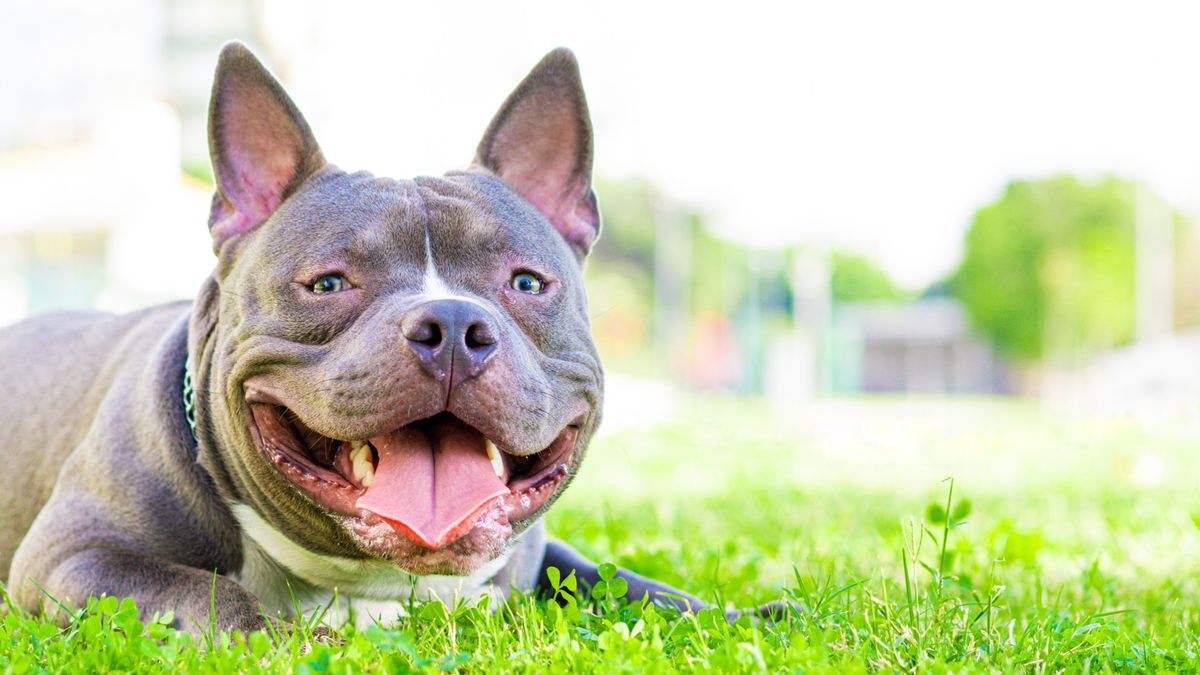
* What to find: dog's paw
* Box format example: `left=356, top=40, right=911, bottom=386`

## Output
left=255, top=616, right=343, bottom=650
left=307, top=624, right=342, bottom=645
left=724, top=600, right=795, bottom=625
left=291, top=624, right=344, bottom=653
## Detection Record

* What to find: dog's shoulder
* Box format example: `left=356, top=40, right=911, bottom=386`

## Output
left=0, top=301, right=188, bottom=441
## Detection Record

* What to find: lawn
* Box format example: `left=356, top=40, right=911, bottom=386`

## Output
left=2, top=394, right=1199, bottom=672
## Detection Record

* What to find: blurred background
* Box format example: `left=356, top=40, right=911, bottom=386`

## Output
left=2, top=0, right=1198, bottom=446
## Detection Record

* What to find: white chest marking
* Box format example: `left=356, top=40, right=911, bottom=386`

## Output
left=231, top=504, right=513, bottom=629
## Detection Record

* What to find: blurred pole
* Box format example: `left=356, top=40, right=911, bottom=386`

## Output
left=789, top=245, right=831, bottom=396
left=745, top=253, right=763, bottom=393
left=1135, top=184, right=1174, bottom=342
left=652, top=199, right=691, bottom=380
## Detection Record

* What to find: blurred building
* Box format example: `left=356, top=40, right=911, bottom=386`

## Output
left=1046, top=328, right=1200, bottom=414
left=829, top=298, right=1010, bottom=394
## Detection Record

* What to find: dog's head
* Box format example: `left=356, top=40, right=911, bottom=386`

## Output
left=190, top=43, right=602, bottom=575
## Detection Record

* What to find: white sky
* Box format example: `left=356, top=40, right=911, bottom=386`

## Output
left=267, top=1, right=1200, bottom=288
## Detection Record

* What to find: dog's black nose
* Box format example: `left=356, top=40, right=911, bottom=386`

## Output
left=401, top=299, right=499, bottom=382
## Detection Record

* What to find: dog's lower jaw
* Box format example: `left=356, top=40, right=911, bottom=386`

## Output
left=231, top=503, right=528, bottom=625
left=346, top=508, right=515, bottom=577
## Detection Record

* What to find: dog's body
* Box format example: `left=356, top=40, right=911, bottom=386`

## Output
left=0, top=44, right=779, bottom=633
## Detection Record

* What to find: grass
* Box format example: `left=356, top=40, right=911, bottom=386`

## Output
left=2, top=394, right=1199, bottom=672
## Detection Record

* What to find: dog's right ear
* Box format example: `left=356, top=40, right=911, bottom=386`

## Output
left=206, top=41, right=325, bottom=253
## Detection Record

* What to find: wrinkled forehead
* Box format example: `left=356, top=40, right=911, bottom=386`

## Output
left=257, top=169, right=570, bottom=276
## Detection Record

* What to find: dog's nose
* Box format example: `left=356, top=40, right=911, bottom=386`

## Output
left=401, top=299, right=499, bottom=382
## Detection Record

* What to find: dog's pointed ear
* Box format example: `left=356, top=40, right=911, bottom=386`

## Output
left=473, top=48, right=600, bottom=257
left=206, top=41, right=325, bottom=252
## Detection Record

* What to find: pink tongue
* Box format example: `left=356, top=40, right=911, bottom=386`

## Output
left=355, top=422, right=508, bottom=549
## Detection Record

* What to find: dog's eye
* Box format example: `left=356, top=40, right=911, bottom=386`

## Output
left=311, top=274, right=349, bottom=294
left=510, top=272, right=545, bottom=295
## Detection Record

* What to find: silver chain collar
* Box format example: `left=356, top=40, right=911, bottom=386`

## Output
left=182, top=355, right=198, bottom=440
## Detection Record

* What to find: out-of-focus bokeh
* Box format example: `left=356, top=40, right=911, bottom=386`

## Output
left=3, top=0, right=1199, bottom=423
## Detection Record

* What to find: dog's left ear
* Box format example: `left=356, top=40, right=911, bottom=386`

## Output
left=473, top=48, right=600, bottom=258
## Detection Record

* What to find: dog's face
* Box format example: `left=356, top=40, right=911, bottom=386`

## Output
left=192, top=44, right=602, bottom=575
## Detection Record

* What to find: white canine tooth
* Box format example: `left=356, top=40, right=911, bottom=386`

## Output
left=350, top=442, right=375, bottom=487
left=486, top=440, right=504, bottom=478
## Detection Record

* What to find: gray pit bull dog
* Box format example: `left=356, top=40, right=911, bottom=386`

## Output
left=0, top=43, right=781, bottom=634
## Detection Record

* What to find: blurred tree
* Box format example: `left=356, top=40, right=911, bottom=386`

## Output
left=591, top=177, right=658, bottom=269
left=690, top=220, right=748, bottom=316
left=954, top=176, right=1146, bottom=362
left=830, top=251, right=907, bottom=302
left=585, top=178, right=666, bottom=373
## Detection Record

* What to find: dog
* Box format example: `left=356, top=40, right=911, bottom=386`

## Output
left=0, top=43, right=781, bottom=633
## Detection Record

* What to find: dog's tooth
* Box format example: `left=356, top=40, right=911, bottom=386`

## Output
left=350, top=442, right=375, bottom=487
left=486, top=440, right=504, bottom=478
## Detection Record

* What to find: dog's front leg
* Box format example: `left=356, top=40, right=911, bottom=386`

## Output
left=538, top=540, right=794, bottom=622
left=538, top=539, right=709, bottom=613
left=14, top=546, right=267, bottom=635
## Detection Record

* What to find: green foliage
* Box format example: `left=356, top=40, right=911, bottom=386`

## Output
left=584, top=178, right=663, bottom=371
left=954, top=175, right=1144, bottom=361
left=690, top=221, right=750, bottom=316
left=592, top=177, right=660, bottom=268
left=830, top=251, right=907, bottom=302
left=180, top=160, right=214, bottom=188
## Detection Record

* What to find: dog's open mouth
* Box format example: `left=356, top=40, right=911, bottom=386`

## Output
left=248, top=404, right=578, bottom=549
